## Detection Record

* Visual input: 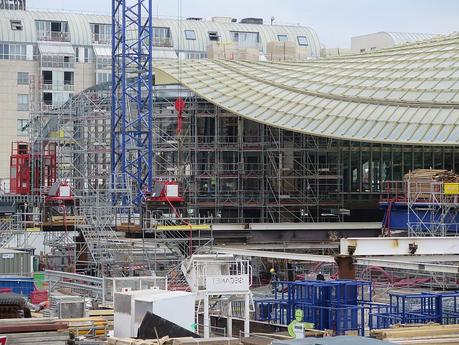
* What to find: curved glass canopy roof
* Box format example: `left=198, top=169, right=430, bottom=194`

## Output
left=154, top=33, right=459, bottom=146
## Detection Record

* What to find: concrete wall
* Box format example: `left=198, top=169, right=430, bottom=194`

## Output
left=351, top=32, right=394, bottom=53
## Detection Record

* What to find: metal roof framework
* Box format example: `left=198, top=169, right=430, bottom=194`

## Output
left=154, top=34, right=459, bottom=146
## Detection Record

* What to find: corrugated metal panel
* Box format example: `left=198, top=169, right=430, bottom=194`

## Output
left=0, top=10, right=321, bottom=57
left=0, top=248, right=31, bottom=275
left=38, top=42, right=75, bottom=55
left=386, top=31, right=439, bottom=45
left=154, top=33, right=459, bottom=146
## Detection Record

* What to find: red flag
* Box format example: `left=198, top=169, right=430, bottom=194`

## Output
left=175, top=98, right=186, bottom=135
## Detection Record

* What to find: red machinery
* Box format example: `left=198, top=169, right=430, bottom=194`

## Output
left=9, top=142, right=30, bottom=195
left=9, top=141, right=57, bottom=195
left=43, top=181, right=75, bottom=230
left=145, top=180, right=186, bottom=221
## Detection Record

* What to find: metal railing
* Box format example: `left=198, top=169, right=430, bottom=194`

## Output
left=37, top=31, right=71, bottom=42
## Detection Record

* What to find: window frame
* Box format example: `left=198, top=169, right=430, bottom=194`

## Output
left=297, top=35, right=309, bottom=46
left=17, top=94, right=29, bottom=111
left=184, top=29, right=196, bottom=40
left=10, top=20, right=23, bottom=31
left=17, top=119, right=28, bottom=136
left=17, top=72, right=29, bottom=85
left=208, top=31, right=219, bottom=42
left=277, top=34, right=288, bottom=42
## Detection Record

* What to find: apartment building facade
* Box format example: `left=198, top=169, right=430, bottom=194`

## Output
left=0, top=7, right=321, bottom=185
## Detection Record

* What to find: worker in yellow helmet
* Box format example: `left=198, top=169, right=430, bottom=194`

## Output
left=270, top=267, right=279, bottom=293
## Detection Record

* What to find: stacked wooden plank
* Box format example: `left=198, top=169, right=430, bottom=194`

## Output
left=62, top=317, right=109, bottom=338
left=89, top=309, right=114, bottom=331
left=404, top=169, right=457, bottom=183
left=207, top=43, right=259, bottom=61
left=404, top=169, right=458, bottom=199
left=108, top=337, right=241, bottom=345
left=266, top=41, right=297, bottom=61
left=371, top=324, right=459, bottom=344
left=0, top=318, right=69, bottom=345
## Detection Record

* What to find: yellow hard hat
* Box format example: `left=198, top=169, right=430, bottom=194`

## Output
left=270, top=268, right=275, bottom=273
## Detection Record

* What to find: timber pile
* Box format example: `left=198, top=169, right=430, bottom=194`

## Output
left=266, top=41, right=297, bottom=61
left=62, top=317, right=109, bottom=338
left=207, top=42, right=259, bottom=61
left=404, top=169, right=457, bottom=183
left=88, top=309, right=114, bottom=330
left=108, top=337, right=241, bottom=345
left=371, top=323, right=459, bottom=345
left=404, top=169, right=458, bottom=198
left=0, top=317, right=69, bottom=345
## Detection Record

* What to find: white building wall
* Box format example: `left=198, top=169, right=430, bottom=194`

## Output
left=0, top=59, right=38, bottom=182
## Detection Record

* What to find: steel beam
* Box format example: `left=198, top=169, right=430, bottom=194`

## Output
left=355, top=257, right=459, bottom=274
left=214, top=248, right=335, bottom=263
left=340, top=237, right=459, bottom=256
left=214, top=248, right=459, bottom=274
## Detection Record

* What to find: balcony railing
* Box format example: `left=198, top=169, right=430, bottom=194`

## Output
left=40, top=60, right=75, bottom=69
left=37, top=31, right=71, bottom=43
left=42, top=82, right=74, bottom=92
left=152, top=37, right=173, bottom=48
left=92, top=33, right=111, bottom=45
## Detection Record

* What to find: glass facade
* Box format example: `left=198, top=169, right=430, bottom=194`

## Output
left=230, top=31, right=260, bottom=48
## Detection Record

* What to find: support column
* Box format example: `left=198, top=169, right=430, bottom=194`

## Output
left=335, top=255, right=355, bottom=280
left=244, top=293, right=250, bottom=337
left=204, top=293, right=210, bottom=338
left=227, top=300, right=232, bottom=337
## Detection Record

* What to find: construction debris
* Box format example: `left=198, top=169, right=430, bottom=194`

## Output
left=404, top=169, right=458, bottom=183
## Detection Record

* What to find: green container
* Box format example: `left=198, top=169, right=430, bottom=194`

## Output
left=34, top=272, right=45, bottom=289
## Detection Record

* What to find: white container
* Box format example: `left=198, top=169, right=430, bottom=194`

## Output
left=114, top=289, right=196, bottom=338
left=134, top=291, right=196, bottom=335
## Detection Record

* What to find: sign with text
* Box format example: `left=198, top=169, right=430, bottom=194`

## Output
left=206, top=275, right=250, bottom=293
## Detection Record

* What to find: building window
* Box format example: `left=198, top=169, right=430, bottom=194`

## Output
left=230, top=31, right=260, bottom=47
left=17, top=72, right=29, bottom=85
left=0, top=43, right=26, bottom=60
left=277, top=35, right=288, bottom=42
left=96, top=56, right=111, bottom=69
left=17, top=94, right=29, bottom=111
left=152, top=27, right=172, bottom=47
left=17, top=119, right=28, bottom=136
left=297, top=36, right=308, bottom=46
left=90, top=23, right=111, bottom=44
left=36, top=20, right=70, bottom=42
left=208, top=31, right=219, bottom=41
left=97, top=72, right=111, bottom=84
left=43, top=92, right=52, bottom=106
left=184, top=30, right=196, bottom=40
left=10, top=20, right=23, bottom=31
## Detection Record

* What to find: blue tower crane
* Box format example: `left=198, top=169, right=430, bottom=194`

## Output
left=111, top=0, right=153, bottom=206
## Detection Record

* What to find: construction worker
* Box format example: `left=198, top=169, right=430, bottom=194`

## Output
left=270, top=267, right=280, bottom=293
left=316, top=271, right=325, bottom=281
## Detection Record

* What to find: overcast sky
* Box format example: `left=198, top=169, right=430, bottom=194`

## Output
left=28, top=0, right=459, bottom=48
